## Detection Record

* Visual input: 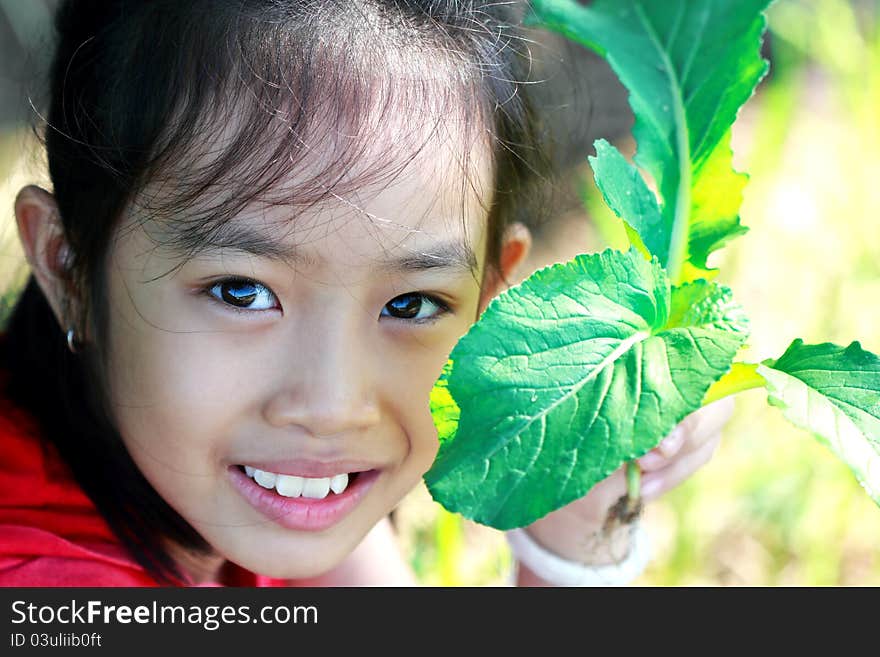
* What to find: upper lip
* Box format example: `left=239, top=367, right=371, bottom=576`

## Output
left=232, top=459, right=380, bottom=478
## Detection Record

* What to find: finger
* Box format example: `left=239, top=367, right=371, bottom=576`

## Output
left=640, top=432, right=720, bottom=500
left=636, top=450, right=667, bottom=472
left=637, top=427, right=685, bottom=471
left=639, top=431, right=721, bottom=500
left=657, top=426, right=685, bottom=457
left=679, top=397, right=734, bottom=442
left=675, top=397, right=735, bottom=454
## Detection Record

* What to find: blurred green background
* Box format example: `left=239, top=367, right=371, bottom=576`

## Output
left=2, top=0, right=879, bottom=585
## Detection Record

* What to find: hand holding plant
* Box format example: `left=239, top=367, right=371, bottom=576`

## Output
left=523, top=398, right=732, bottom=567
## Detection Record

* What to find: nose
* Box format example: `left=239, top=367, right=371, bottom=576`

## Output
left=262, top=313, right=381, bottom=437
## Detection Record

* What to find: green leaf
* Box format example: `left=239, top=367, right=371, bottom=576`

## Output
left=667, top=279, right=750, bottom=335
left=758, top=340, right=880, bottom=504
left=527, top=0, right=770, bottom=283
left=688, top=131, right=751, bottom=274
left=589, top=139, right=666, bottom=263
left=425, top=249, right=747, bottom=528
left=430, top=360, right=460, bottom=445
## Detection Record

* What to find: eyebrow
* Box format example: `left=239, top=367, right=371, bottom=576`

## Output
left=180, top=223, right=479, bottom=274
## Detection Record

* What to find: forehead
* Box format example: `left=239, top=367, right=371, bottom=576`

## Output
left=125, top=96, right=495, bottom=269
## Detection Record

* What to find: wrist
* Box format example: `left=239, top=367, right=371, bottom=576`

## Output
left=524, top=520, right=635, bottom=566
left=522, top=489, right=645, bottom=566
left=508, top=523, right=650, bottom=587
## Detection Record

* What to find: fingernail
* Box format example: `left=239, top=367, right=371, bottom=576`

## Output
left=637, top=451, right=665, bottom=471
left=657, top=427, right=684, bottom=457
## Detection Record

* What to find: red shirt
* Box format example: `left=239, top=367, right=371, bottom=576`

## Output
left=0, top=366, right=285, bottom=587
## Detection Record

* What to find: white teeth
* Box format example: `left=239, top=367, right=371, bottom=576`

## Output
left=329, top=473, right=349, bottom=494
left=243, top=466, right=354, bottom=498
left=275, top=474, right=305, bottom=498
left=301, top=477, right=331, bottom=499
left=253, top=469, right=278, bottom=489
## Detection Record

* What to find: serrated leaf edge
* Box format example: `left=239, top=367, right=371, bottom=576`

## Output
left=758, top=362, right=880, bottom=504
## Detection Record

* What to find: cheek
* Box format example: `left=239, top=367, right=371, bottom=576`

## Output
left=104, top=292, right=250, bottom=475
left=379, top=320, right=474, bottom=469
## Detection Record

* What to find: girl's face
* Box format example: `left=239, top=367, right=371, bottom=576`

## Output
left=102, top=130, right=494, bottom=580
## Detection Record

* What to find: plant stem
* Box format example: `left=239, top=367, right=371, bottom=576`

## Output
left=665, top=123, right=692, bottom=286
left=701, top=362, right=767, bottom=406
left=633, top=4, right=691, bottom=285
left=625, top=460, right=641, bottom=515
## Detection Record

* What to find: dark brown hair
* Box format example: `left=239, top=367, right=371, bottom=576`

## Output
left=2, top=0, right=551, bottom=584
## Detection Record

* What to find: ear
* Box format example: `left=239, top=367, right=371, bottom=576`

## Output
left=14, top=185, right=78, bottom=332
left=478, top=222, right=532, bottom=315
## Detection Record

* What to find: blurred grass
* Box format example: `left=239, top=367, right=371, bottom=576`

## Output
left=1, top=0, right=879, bottom=586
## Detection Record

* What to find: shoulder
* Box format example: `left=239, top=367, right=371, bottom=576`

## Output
left=0, top=354, right=158, bottom=587
left=0, top=526, right=159, bottom=587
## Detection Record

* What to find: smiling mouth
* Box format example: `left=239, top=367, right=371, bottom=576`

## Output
left=229, top=464, right=379, bottom=532
left=236, top=465, right=363, bottom=500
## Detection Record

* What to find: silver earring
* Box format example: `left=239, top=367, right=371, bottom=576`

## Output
left=66, top=327, right=79, bottom=354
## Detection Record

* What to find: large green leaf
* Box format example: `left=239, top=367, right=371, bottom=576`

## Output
left=528, top=0, right=770, bottom=282
left=759, top=340, right=880, bottom=503
left=425, top=249, right=747, bottom=528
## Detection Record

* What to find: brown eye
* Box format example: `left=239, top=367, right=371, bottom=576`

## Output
left=382, top=293, right=447, bottom=321
left=209, top=279, right=278, bottom=311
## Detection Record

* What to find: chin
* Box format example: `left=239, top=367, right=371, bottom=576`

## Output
left=223, top=531, right=363, bottom=582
